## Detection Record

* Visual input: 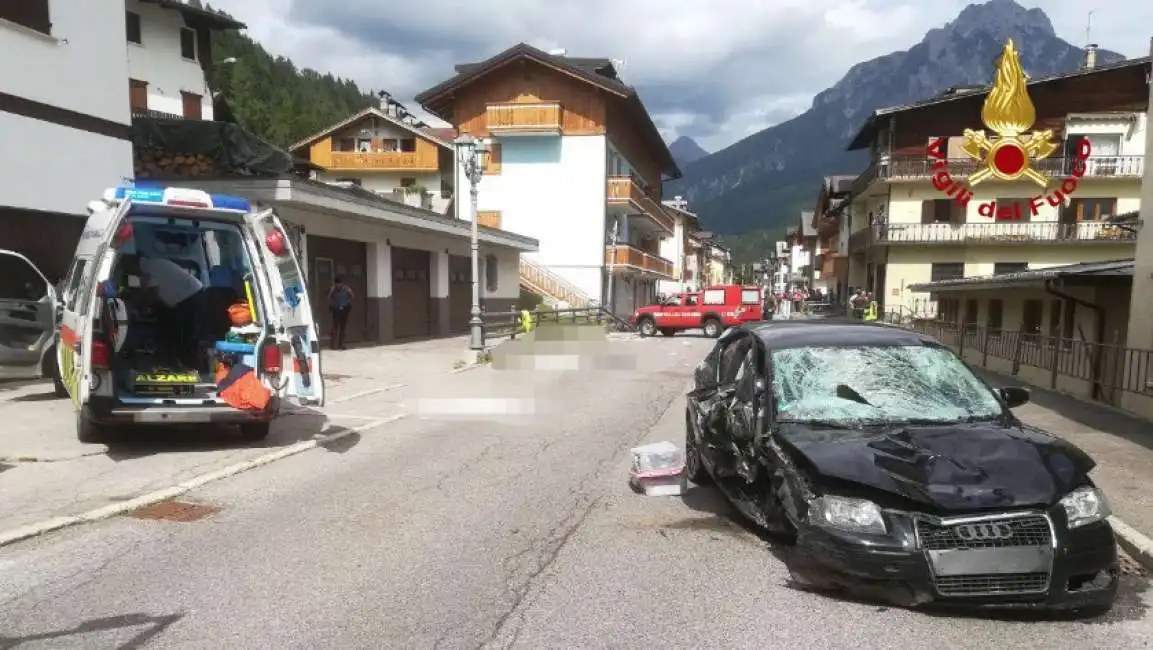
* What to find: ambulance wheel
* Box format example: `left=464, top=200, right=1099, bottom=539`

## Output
left=637, top=318, right=657, bottom=337
left=239, top=422, right=272, bottom=441
left=660, top=328, right=676, bottom=337
left=703, top=318, right=723, bottom=338
left=76, top=410, right=107, bottom=444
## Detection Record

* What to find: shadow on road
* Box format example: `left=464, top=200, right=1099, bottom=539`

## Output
left=103, top=410, right=330, bottom=461
left=975, top=368, right=1153, bottom=454
left=0, top=612, right=182, bottom=649
left=7, top=391, right=62, bottom=403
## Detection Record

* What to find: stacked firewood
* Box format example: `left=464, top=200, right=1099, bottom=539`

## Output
left=134, top=150, right=216, bottom=179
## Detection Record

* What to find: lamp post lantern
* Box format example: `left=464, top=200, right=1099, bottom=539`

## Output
left=455, top=133, right=491, bottom=352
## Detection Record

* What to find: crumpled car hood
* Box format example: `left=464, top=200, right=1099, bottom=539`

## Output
left=776, top=422, right=1095, bottom=511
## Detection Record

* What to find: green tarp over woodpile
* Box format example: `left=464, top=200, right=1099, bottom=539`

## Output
left=132, top=118, right=293, bottom=179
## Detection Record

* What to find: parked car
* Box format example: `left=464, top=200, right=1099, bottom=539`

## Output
left=685, top=319, right=1118, bottom=614
left=631, top=284, right=763, bottom=338
left=0, top=250, right=67, bottom=395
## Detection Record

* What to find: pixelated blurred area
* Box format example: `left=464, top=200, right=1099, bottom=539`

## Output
left=490, top=323, right=639, bottom=371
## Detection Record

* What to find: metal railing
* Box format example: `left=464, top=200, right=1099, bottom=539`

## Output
left=850, top=220, right=1135, bottom=247
left=902, top=320, right=1153, bottom=407
left=482, top=306, right=634, bottom=339
left=518, top=258, right=594, bottom=307
left=852, top=155, right=1145, bottom=195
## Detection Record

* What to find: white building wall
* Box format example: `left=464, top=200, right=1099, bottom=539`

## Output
left=126, top=0, right=215, bottom=120
left=0, top=0, right=133, bottom=214
left=278, top=204, right=521, bottom=302
left=459, top=134, right=607, bottom=300
left=657, top=216, right=686, bottom=295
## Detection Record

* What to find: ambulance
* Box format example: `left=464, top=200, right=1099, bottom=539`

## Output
left=0, top=185, right=324, bottom=442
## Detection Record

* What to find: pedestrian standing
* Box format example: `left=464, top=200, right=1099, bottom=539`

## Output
left=328, top=276, right=354, bottom=350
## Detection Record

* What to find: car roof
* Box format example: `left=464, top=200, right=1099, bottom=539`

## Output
left=736, top=319, right=935, bottom=349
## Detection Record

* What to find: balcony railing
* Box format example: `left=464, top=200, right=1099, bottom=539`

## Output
left=605, top=244, right=675, bottom=278
left=486, top=102, right=562, bottom=135
left=849, top=221, right=1136, bottom=248
left=606, top=176, right=674, bottom=232
left=329, top=151, right=436, bottom=170
left=852, top=155, right=1145, bottom=195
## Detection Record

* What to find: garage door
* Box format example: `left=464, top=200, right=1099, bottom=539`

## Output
left=392, top=247, right=431, bottom=339
left=448, top=255, right=471, bottom=333
left=307, top=235, right=368, bottom=344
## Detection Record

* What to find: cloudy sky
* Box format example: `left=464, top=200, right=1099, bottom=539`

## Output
left=206, top=0, right=1151, bottom=153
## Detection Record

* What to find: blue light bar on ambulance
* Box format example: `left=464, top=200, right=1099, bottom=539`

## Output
left=102, top=186, right=252, bottom=212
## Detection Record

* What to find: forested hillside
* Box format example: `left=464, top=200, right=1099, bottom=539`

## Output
left=207, top=14, right=377, bottom=148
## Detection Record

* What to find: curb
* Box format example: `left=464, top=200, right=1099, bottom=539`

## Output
left=0, top=413, right=406, bottom=549
left=1110, top=516, right=1153, bottom=571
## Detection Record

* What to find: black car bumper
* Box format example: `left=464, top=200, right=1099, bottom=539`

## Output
left=788, top=515, right=1118, bottom=612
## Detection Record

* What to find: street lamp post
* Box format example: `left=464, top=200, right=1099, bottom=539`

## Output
left=454, top=133, right=491, bottom=352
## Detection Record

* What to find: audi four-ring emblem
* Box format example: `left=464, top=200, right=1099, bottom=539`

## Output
left=954, top=523, right=1014, bottom=540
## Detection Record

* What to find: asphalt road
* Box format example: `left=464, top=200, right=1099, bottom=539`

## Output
left=1, top=333, right=1151, bottom=649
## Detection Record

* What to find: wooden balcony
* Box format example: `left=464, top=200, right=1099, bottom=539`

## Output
left=328, top=151, right=437, bottom=171
left=606, top=176, right=674, bottom=232
left=850, top=221, right=1136, bottom=249
left=852, top=155, right=1144, bottom=195
left=605, top=244, right=675, bottom=279
left=486, top=102, right=562, bottom=136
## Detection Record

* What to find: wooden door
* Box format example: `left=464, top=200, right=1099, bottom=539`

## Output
left=181, top=91, right=203, bottom=120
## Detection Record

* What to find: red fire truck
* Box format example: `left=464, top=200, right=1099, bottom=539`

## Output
left=630, top=285, right=764, bottom=338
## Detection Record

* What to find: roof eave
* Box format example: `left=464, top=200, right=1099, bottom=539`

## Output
left=139, top=0, right=246, bottom=30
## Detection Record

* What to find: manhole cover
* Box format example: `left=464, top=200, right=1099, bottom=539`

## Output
left=128, top=500, right=219, bottom=522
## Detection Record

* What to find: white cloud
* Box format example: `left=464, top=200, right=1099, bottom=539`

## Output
left=206, top=0, right=1153, bottom=153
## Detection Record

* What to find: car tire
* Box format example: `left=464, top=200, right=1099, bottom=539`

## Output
left=637, top=318, right=657, bottom=337
left=239, top=422, right=272, bottom=441
left=702, top=318, right=722, bottom=338
left=659, top=328, right=676, bottom=337
left=684, top=410, right=712, bottom=485
left=76, top=410, right=107, bottom=444
left=43, top=346, right=68, bottom=398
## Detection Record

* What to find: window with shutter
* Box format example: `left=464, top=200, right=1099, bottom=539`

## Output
left=129, top=80, right=149, bottom=112
left=930, top=262, right=964, bottom=282
left=0, top=0, right=51, bottom=35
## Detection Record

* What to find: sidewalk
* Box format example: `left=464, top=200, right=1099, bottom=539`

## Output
left=0, top=336, right=479, bottom=539
left=974, top=368, right=1153, bottom=556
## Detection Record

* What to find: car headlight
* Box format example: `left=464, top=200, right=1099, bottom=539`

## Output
left=810, top=495, right=887, bottom=535
left=1060, top=486, right=1111, bottom=529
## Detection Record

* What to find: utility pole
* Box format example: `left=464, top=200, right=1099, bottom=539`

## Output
left=605, top=217, right=620, bottom=314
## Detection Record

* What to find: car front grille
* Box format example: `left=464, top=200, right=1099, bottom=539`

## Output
left=935, top=572, right=1049, bottom=597
left=917, top=514, right=1052, bottom=550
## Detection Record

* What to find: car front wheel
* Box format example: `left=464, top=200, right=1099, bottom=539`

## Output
left=702, top=318, right=722, bottom=338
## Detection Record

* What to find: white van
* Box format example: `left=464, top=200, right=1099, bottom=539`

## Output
left=2, top=185, right=324, bottom=443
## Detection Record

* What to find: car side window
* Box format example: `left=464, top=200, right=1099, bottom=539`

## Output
left=0, top=253, right=47, bottom=301
left=694, top=344, right=723, bottom=388
left=63, top=259, right=89, bottom=310
left=719, top=336, right=751, bottom=385
left=734, top=344, right=761, bottom=401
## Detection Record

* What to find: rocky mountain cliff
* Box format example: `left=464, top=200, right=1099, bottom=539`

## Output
left=666, top=0, right=1124, bottom=237
left=669, top=136, right=709, bottom=169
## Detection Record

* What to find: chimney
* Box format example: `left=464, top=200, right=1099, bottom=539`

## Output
left=1085, top=43, right=1098, bottom=69
left=378, top=90, right=391, bottom=111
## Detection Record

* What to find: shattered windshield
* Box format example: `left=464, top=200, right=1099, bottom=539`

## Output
left=771, top=345, right=1003, bottom=424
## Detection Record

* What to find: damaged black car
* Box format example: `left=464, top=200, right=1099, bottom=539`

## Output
left=684, top=320, right=1118, bottom=614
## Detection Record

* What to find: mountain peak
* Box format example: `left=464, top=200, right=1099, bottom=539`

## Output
left=669, top=136, right=709, bottom=168
left=947, top=0, right=1055, bottom=40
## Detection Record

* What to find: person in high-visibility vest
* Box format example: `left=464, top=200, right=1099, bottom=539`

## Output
left=519, top=309, right=535, bottom=333
left=863, top=300, right=879, bottom=321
